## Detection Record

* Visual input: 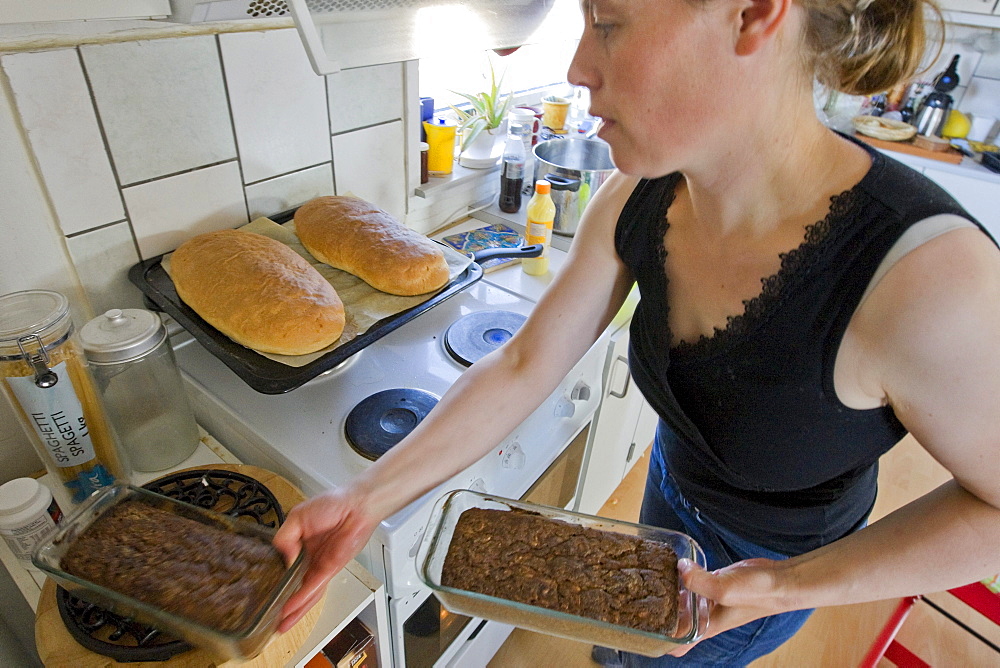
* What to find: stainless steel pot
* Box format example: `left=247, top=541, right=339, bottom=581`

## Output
left=532, top=139, right=615, bottom=236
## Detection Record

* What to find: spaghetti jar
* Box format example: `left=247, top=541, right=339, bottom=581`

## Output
left=0, top=290, right=129, bottom=505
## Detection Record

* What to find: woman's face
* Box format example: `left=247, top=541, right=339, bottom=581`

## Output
left=568, top=0, right=745, bottom=178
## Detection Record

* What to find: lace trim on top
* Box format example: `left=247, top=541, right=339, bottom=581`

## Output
left=666, top=184, right=863, bottom=358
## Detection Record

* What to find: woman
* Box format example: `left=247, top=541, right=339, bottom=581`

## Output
left=274, top=0, right=1000, bottom=665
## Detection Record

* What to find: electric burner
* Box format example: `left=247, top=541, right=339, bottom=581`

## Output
left=444, top=310, right=527, bottom=367
left=345, top=388, right=440, bottom=461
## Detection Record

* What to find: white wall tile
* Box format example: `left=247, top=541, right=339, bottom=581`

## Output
left=123, top=161, right=247, bottom=259
left=960, top=76, right=1000, bottom=117
left=0, top=74, right=84, bottom=306
left=245, top=163, right=334, bottom=219
left=328, top=62, right=404, bottom=134
left=921, top=24, right=982, bottom=87
left=1, top=49, right=124, bottom=236
left=972, top=30, right=1000, bottom=80
left=66, top=223, right=144, bottom=315
left=81, top=36, right=236, bottom=186
left=220, top=29, right=330, bottom=184
left=332, top=120, right=407, bottom=221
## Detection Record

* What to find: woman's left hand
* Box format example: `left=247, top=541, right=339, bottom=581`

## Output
left=667, top=557, right=795, bottom=657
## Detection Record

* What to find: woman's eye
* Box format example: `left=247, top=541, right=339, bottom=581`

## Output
left=591, top=21, right=613, bottom=37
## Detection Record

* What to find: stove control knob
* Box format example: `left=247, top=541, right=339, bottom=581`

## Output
left=571, top=381, right=592, bottom=402
left=502, top=444, right=525, bottom=469
left=470, top=478, right=487, bottom=493
left=554, top=396, right=576, bottom=418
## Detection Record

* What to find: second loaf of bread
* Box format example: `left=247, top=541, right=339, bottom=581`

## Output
left=294, top=196, right=450, bottom=296
left=171, top=229, right=346, bottom=356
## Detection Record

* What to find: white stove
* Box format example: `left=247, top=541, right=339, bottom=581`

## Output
left=171, top=250, right=608, bottom=667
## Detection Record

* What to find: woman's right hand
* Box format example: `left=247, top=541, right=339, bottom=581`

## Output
left=272, top=486, right=380, bottom=632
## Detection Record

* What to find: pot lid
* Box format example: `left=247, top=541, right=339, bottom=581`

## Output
left=80, top=308, right=165, bottom=363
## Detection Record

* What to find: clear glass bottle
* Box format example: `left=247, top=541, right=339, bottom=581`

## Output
left=499, top=123, right=527, bottom=214
left=80, top=308, right=199, bottom=472
left=0, top=290, right=129, bottom=504
left=522, top=180, right=556, bottom=276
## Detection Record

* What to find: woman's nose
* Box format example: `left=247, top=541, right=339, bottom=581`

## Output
left=567, top=36, right=598, bottom=91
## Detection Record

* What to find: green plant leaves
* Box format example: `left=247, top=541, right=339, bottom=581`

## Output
left=448, top=60, right=513, bottom=152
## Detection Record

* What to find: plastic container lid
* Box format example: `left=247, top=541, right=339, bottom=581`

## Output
left=0, top=290, right=69, bottom=345
left=534, top=179, right=551, bottom=194
left=419, top=141, right=430, bottom=151
left=80, top=308, right=165, bottom=364
left=0, top=478, right=47, bottom=518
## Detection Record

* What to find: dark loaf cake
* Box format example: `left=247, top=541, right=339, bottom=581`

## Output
left=441, top=508, right=679, bottom=635
left=61, top=499, right=286, bottom=633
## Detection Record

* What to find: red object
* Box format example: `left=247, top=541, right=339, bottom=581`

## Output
left=949, top=582, right=1000, bottom=627
left=861, top=581, right=1000, bottom=667
left=859, top=596, right=920, bottom=668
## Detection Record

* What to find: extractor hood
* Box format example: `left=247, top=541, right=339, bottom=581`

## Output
left=288, top=0, right=575, bottom=74
left=160, top=0, right=578, bottom=74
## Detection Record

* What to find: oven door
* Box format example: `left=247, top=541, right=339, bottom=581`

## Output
left=397, top=422, right=591, bottom=667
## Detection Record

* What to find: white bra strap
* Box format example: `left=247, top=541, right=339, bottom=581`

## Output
left=859, top=214, right=976, bottom=306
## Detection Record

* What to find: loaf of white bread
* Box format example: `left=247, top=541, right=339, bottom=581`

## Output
left=171, top=229, right=346, bottom=355
left=294, top=196, right=450, bottom=296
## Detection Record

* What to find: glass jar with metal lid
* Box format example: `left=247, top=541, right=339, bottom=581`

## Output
left=80, top=308, right=199, bottom=472
left=0, top=290, right=129, bottom=504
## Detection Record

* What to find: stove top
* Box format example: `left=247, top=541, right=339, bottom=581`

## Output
left=173, top=279, right=538, bottom=524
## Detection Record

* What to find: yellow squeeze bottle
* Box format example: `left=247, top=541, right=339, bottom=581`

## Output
left=522, top=180, right=555, bottom=276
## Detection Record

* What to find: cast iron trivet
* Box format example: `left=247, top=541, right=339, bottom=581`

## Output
left=56, top=469, right=286, bottom=662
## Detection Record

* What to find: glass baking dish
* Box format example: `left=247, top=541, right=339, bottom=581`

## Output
left=31, top=483, right=305, bottom=661
left=415, top=489, right=709, bottom=657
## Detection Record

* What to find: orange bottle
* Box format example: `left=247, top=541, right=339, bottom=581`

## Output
left=522, top=180, right=555, bottom=276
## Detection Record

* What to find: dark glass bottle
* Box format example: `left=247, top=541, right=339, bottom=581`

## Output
left=499, top=124, right=526, bottom=213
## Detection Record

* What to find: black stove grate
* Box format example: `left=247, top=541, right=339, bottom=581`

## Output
left=56, top=469, right=286, bottom=662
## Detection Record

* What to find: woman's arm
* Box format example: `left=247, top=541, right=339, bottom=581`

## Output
left=273, top=171, right=642, bottom=629
left=677, top=226, right=1000, bottom=650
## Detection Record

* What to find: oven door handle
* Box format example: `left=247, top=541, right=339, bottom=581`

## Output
left=608, top=355, right=631, bottom=399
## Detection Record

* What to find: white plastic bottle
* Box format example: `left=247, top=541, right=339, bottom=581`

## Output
left=0, top=478, right=63, bottom=564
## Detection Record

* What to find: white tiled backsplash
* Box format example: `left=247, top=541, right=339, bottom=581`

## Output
left=0, top=23, right=413, bottom=480
left=1, top=19, right=999, bottom=482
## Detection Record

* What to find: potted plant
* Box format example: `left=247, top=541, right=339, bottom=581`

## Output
left=449, top=60, right=513, bottom=167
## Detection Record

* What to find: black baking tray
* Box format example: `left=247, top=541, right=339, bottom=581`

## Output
left=128, top=207, right=540, bottom=394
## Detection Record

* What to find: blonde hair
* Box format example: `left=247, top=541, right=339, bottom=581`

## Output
left=798, top=0, right=943, bottom=95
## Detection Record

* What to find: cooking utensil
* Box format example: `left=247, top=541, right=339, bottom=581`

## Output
left=545, top=173, right=582, bottom=236
left=532, top=139, right=615, bottom=236
left=129, top=208, right=541, bottom=394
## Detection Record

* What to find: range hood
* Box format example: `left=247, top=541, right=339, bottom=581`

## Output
left=162, top=0, right=576, bottom=74
left=289, top=0, right=572, bottom=74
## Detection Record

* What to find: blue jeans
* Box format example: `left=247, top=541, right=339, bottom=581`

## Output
left=622, top=425, right=814, bottom=668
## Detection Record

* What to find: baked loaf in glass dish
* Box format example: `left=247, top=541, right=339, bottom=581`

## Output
left=32, top=484, right=305, bottom=661
left=416, top=490, right=708, bottom=657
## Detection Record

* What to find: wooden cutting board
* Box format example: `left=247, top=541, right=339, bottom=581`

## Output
left=854, top=132, right=964, bottom=164
left=34, top=464, right=322, bottom=668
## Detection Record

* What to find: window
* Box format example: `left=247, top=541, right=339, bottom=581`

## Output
left=418, top=30, right=581, bottom=113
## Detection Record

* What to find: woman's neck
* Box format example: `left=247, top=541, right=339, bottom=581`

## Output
left=679, top=98, right=870, bottom=239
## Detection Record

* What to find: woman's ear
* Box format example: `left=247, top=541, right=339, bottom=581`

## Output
left=735, top=0, right=792, bottom=56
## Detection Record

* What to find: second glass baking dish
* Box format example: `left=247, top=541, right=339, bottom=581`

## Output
left=415, top=489, right=709, bottom=657
left=32, top=483, right=305, bottom=661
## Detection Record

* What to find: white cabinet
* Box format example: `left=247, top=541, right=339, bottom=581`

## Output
left=923, top=168, right=1000, bottom=240
left=574, top=323, right=659, bottom=516
left=939, top=0, right=998, bottom=14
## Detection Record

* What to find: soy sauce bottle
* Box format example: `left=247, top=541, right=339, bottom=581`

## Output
left=499, top=124, right=526, bottom=213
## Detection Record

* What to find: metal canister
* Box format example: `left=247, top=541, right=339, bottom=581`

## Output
left=80, top=309, right=199, bottom=472
left=0, top=290, right=129, bottom=504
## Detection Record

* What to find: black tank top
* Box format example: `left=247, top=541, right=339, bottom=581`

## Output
left=616, top=140, right=988, bottom=554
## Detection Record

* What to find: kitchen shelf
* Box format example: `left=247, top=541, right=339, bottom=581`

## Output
left=414, top=161, right=499, bottom=198
left=942, top=10, right=1000, bottom=28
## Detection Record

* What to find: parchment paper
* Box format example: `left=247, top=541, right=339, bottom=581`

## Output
left=162, top=217, right=473, bottom=367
